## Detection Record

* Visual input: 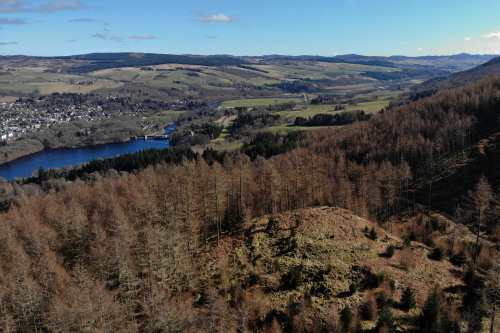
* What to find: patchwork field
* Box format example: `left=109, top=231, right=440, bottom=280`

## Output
left=0, top=66, right=121, bottom=95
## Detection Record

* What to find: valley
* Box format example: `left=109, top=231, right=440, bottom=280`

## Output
left=0, top=52, right=499, bottom=332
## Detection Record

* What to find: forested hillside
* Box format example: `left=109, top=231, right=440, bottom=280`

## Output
left=391, top=56, right=500, bottom=107
left=0, top=75, right=499, bottom=331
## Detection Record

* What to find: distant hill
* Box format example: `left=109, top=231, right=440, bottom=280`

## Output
left=50, top=53, right=249, bottom=72
left=391, top=56, right=500, bottom=106
left=2, top=52, right=495, bottom=79
left=1, top=52, right=496, bottom=100
left=418, top=56, right=500, bottom=89
left=256, top=53, right=497, bottom=70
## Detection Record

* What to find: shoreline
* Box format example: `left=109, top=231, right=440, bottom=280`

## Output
left=0, top=123, right=176, bottom=168
left=0, top=135, right=136, bottom=167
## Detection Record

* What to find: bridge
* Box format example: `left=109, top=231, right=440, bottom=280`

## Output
left=144, top=134, right=169, bottom=140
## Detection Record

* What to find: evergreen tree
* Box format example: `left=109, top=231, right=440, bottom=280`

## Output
left=400, top=286, right=416, bottom=312
left=376, top=307, right=396, bottom=333
left=340, top=304, right=352, bottom=332
left=462, top=266, right=485, bottom=332
left=385, top=244, right=395, bottom=258
left=415, top=290, right=442, bottom=333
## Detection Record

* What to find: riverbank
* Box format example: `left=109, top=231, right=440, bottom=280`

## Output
left=0, top=123, right=177, bottom=180
left=0, top=135, right=135, bottom=166
left=0, top=139, right=45, bottom=165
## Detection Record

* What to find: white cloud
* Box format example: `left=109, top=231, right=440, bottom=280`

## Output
left=69, top=18, right=94, bottom=22
left=0, top=17, right=27, bottom=24
left=482, top=32, right=500, bottom=39
left=129, top=35, right=154, bottom=40
left=41, top=0, right=84, bottom=12
left=464, top=36, right=471, bottom=41
left=0, top=0, right=84, bottom=13
left=417, top=48, right=423, bottom=51
left=91, top=33, right=105, bottom=39
left=0, top=0, right=30, bottom=13
left=194, top=12, right=237, bottom=23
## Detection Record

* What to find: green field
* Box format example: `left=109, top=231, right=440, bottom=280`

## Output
left=221, top=97, right=303, bottom=108
left=273, top=99, right=389, bottom=123
left=352, top=100, right=390, bottom=113
left=213, top=128, right=231, bottom=142
left=144, top=110, right=186, bottom=121
left=214, top=142, right=244, bottom=152
left=265, top=123, right=340, bottom=133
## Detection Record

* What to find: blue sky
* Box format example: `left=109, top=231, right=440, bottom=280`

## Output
left=1, top=0, right=500, bottom=57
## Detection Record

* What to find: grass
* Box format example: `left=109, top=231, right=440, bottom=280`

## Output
left=214, top=142, right=244, bottom=152
left=250, top=62, right=399, bottom=82
left=144, top=110, right=185, bottom=121
left=355, top=89, right=402, bottom=101
left=274, top=99, right=389, bottom=122
left=221, top=97, right=303, bottom=108
left=353, top=100, right=390, bottom=114
left=0, top=66, right=122, bottom=94
left=90, top=65, right=280, bottom=91
left=265, top=123, right=339, bottom=133
left=213, top=130, right=231, bottom=142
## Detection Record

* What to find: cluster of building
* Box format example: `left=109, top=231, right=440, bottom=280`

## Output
left=0, top=101, right=109, bottom=141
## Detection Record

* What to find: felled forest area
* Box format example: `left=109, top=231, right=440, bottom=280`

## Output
left=0, top=76, right=499, bottom=332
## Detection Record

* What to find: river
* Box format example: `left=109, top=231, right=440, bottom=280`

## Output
left=0, top=102, right=221, bottom=181
left=0, top=124, right=174, bottom=181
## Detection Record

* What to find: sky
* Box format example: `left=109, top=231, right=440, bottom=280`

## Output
left=1, top=0, right=500, bottom=57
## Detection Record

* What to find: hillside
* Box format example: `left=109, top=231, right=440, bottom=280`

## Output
left=419, top=56, right=500, bottom=89
left=0, top=194, right=484, bottom=332
left=391, top=56, right=500, bottom=106
left=0, top=71, right=499, bottom=331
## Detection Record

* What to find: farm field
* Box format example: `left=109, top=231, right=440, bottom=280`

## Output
left=0, top=66, right=122, bottom=94
left=89, top=65, right=281, bottom=91
left=250, top=62, right=398, bottom=81
left=265, top=123, right=340, bottom=133
left=220, top=97, right=303, bottom=108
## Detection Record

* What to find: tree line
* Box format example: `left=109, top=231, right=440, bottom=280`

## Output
left=294, top=110, right=371, bottom=126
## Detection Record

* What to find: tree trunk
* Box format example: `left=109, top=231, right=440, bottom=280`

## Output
left=490, top=307, right=495, bottom=333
